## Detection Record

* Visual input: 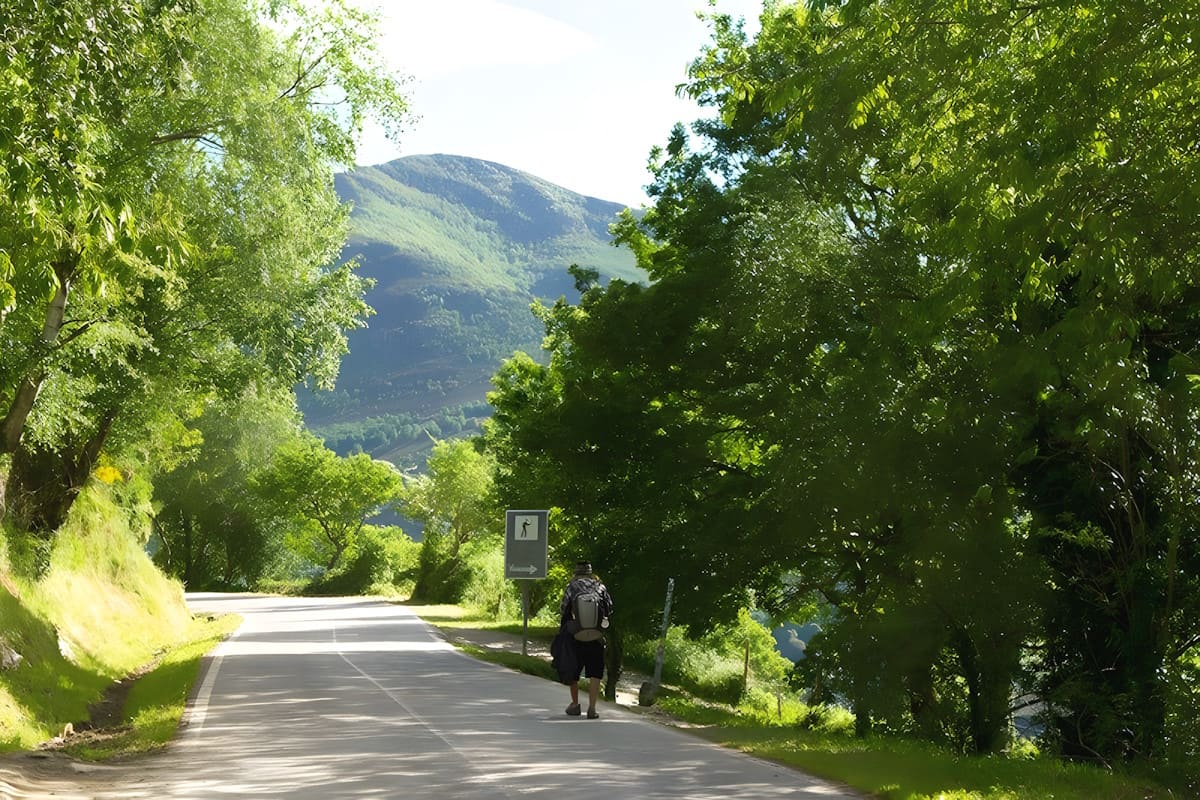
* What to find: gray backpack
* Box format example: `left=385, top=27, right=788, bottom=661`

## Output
left=571, top=589, right=606, bottom=641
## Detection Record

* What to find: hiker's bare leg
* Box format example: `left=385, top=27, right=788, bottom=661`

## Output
left=570, top=682, right=580, bottom=705
left=587, top=677, right=600, bottom=711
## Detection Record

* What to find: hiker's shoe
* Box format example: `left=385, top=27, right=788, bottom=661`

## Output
left=587, top=708, right=600, bottom=719
left=565, top=703, right=582, bottom=716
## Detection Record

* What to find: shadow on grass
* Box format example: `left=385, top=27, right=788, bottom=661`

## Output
left=62, top=613, right=240, bottom=761
left=0, top=588, right=113, bottom=749
left=684, top=720, right=1174, bottom=800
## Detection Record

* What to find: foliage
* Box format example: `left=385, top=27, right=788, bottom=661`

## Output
left=705, top=609, right=794, bottom=691
left=624, top=610, right=795, bottom=707
left=400, top=438, right=498, bottom=601
left=304, top=525, right=419, bottom=596
left=482, top=0, right=1200, bottom=769
left=623, top=626, right=743, bottom=705
left=455, top=535, right=521, bottom=619
left=0, top=0, right=408, bottom=536
left=688, top=0, right=1200, bottom=762
left=152, top=388, right=300, bottom=590
left=251, top=434, right=403, bottom=573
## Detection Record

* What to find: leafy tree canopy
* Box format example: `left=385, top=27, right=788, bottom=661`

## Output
left=0, top=0, right=409, bottom=534
left=253, top=434, right=403, bottom=572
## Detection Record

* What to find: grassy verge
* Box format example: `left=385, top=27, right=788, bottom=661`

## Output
left=455, top=642, right=558, bottom=682
left=64, top=612, right=241, bottom=760
left=659, top=698, right=1179, bottom=800
left=0, top=484, right=242, bottom=759
left=404, top=602, right=557, bottom=639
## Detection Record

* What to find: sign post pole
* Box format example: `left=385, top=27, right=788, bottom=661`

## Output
left=521, top=583, right=531, bottom=656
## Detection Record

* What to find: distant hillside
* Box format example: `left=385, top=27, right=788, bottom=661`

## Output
left=299, top=154, right=643, bottom=465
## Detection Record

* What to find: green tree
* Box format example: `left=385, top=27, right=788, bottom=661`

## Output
left=485, top=0, right=1200, bottom=763
left=678, top=0, right=1200, bottom=762
left=152, top=388, right=301, bottom=589
left=400, top=438, right=496, bottom=602
left=253, top=436, right=403, bottom=572
left=0, top=0, right=407, bottom=537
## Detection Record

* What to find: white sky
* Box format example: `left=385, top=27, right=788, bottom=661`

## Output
left=353, top=0, right=764, bottom=207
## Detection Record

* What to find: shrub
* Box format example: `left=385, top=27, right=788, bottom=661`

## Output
left=457, top=535, right=519, bottom=619
left=305, top=525, right=419, bottom=596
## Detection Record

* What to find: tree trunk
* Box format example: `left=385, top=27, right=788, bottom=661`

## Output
left=4, top=448, right=74, bottom=535
left=0, top=258, right=74, bottom=455
left=852, top=691, right=872, bottom=739
left=3, top=410, right=117, bottom=535
left=182, top=512, right=195, bottom=588
left=951, top=627, right=1011, bottom=754
left=906, top=662, right=940, bottom=742
left=1124, top=568, right=1167, bottom=759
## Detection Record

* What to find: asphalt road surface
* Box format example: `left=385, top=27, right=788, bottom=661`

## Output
left=8, top=594, right=864, bottom=799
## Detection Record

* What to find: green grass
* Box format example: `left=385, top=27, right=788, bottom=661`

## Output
left=0, top=485, right=211, bottom=752
left=659, top=698, right=1179, bottom=800
left=65, top=612, right=241, bottom=760
left=455, top=642, right=558, bottom=683
left=404, top=602, right=557, bottom=640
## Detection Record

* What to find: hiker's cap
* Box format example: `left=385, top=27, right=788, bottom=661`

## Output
left=574, top=561, right=593, bottom=576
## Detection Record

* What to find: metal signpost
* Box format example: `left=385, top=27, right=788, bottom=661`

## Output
left=505, top=509, right=548, bottom=655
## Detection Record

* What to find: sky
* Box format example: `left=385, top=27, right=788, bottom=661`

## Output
left=352, top=0, right=764, bottom=207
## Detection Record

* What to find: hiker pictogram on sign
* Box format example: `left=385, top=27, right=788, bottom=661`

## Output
left=515, top=515, right=538, bottom=540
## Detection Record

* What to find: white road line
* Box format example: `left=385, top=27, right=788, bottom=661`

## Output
left=181, top=626, right=239, bottom=741
left=332, top=616, right=522, bottom=800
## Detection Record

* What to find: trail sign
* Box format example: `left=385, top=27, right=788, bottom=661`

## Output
left=504, top=509, right=548, bottom=580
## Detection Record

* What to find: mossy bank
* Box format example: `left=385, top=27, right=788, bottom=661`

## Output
left=0, top=484, right=228, bottom=753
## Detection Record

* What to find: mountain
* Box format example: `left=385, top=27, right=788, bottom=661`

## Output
left=299, top=154, right=643, bottom=465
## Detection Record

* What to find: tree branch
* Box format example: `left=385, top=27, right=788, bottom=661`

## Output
left=279, top=47, right=334, bottom=101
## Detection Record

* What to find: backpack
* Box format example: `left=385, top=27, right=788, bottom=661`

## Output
left=570, top=588, right=607, bottom=642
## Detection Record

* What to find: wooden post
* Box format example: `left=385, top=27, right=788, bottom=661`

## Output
left=639, top=577, right=674, bottom=706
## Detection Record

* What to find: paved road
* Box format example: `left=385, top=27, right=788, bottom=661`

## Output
left=7, top=594, right=864, bottom=799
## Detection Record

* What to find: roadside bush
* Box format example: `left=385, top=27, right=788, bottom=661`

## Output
left=703, top=608, right=794, bottom=692
left=528, top=561, right=573, bottom=620
left=306, top=525, right=419, bottom=596
left=457, top=535, right=519, bottom=619
left=740, top=686, right=808, bottom=725
left=365, top=526, right=421, bottom=595
left=802, top=703, right=856, bottom=736
left=410, top=528, right=468, bottom=602
left=656, top=626, right=746, bottom=704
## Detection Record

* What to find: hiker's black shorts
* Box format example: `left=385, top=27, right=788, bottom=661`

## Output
left=574, top=639, right=604, bottom=680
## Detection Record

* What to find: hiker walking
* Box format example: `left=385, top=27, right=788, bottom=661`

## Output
left=557, top=560, right=613, bottom=719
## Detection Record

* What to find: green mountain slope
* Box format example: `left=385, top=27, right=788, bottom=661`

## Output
left=299, top=154, right=642, bottom=464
